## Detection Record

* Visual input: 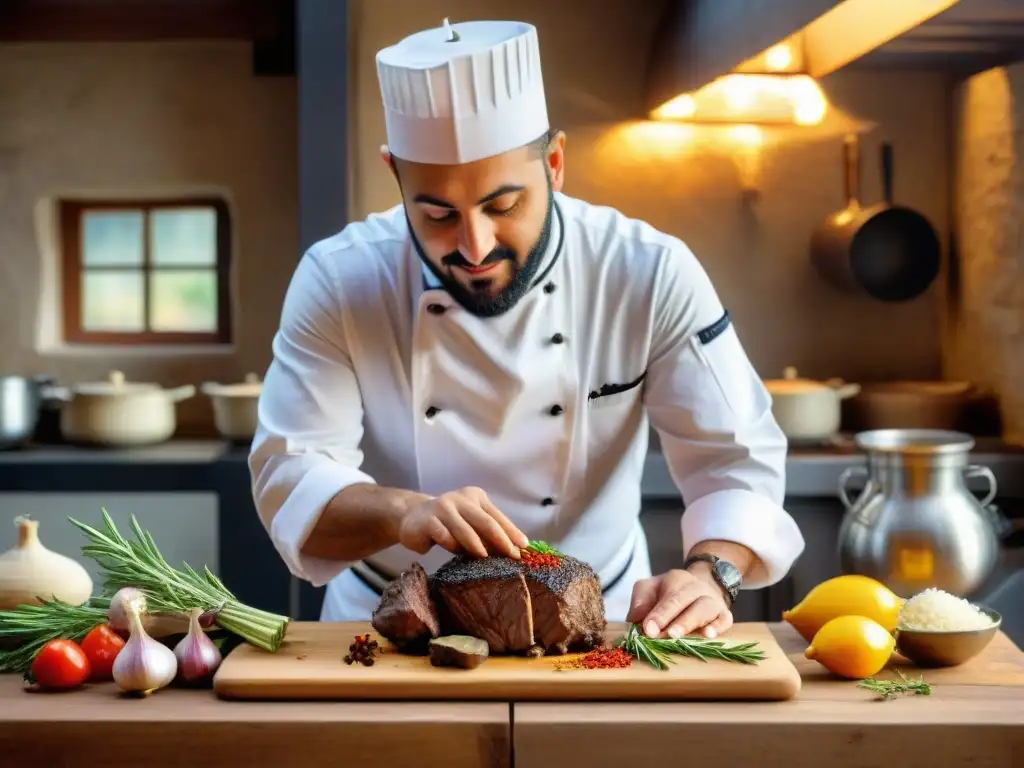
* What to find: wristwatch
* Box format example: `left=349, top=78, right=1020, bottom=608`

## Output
left=683, top=554, right=742, bottom=606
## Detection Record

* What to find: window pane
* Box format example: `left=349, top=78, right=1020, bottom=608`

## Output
left=82, top=211, right=144, bottom=266
left=150, top=270, right=218, bottom=332
left=82, top=270, right=145, bottom=331
left=151, top=207, right=217, bottom=266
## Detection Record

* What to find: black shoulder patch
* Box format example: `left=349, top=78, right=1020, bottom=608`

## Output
left=696, top=310, right=731, bottom=345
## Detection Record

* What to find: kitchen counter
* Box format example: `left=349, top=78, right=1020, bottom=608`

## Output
left=2, top=438, right=1023, bottom=624
left=3, top=435, right=1024, bottom=498
left=0, top=624, right=1020, bottom=768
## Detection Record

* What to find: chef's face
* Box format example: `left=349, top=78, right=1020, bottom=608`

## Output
left=385, top=130, right=566, bottom=317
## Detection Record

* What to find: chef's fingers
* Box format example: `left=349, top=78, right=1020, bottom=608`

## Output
left=480, top=499, right=530, bottom=549
left=462, top=505, right=520, bottom=559
left=426, top=516, right=460, bottom=554
left=664, top=595, right=723, bottom=639
left=626, top=578, right=660, bottom=624
left=399, top=514, right=439, bottom=555
left=436, top=502, right=489, bottom=559
left=642, top=577, right=704, bottom=638
left=701, top=610, right=733, bottom=639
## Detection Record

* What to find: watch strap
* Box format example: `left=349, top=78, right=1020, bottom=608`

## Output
left=683, top=553, right=741, bottom=606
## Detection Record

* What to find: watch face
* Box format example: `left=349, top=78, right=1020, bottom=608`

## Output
left=714, top=560, right=742, bottom=591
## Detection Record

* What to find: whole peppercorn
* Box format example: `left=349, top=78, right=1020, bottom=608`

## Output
left=344, top=633, right=379, bottom=666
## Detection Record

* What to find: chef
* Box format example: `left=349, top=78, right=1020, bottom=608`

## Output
left=250, top=18, right=805, bottom=641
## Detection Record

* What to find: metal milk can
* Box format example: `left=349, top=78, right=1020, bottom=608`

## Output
left=836, top=429, right=1009, bottom=598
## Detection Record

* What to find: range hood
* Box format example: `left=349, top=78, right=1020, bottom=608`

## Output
left=646, top=0, right=962, bottom=124
left=845, top=0, right=1024, bottom=75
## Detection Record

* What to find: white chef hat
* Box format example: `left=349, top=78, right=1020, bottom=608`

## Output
left=376, top=18, right=549, bottom=165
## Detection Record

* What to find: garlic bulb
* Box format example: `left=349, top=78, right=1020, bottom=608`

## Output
left=0, top=517, right=93, bottom=610
left=112, top=595, right=178, bottom=695
left=174, top=608, right=223, bottom=684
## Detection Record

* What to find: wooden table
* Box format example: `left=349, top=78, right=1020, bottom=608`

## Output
left=0, top=681, right=510, bottom=768
left=515, top=624, right=1024, bottom=767
left=1, top=624, right=1021, bottom=768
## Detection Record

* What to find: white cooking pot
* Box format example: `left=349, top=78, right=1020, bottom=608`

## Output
left=201, top=373, right=261, bottom=440
left=763, top=367, right=860, bottom=442
left=47, top=370, right=195, bottom=447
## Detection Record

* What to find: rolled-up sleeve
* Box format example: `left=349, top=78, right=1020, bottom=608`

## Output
left=643, top=243, right=805, bottom=588
left=249, top=250, right=373, bottom=587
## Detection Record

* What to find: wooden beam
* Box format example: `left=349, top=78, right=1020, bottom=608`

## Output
left=0, top=0, right=289, bottom=42
left=297, top=0, right=350, bottom=255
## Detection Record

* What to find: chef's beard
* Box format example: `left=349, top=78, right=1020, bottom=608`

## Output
left=409, top=187, right=555, bottom=318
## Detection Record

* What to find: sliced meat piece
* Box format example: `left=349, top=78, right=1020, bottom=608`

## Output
left=432, top=556, right=534, bottom=654
left=428, top=635, right=490, bottom=669
left=370, top=562, right=440, bottom=648
left=522, top=554, right=607, bottom=655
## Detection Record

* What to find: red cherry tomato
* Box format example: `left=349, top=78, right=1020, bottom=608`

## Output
left=29, top=639, right=91, bottom=690
left=80, top=623, right=126, bottom=681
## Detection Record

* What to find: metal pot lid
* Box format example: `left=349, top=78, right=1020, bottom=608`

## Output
left=202, top=373, right=262, bottom=398
left=763, top=367, right=835, bottom=395
left=71, top=370, right=165, bottom=396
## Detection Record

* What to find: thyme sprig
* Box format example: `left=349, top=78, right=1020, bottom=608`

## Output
left=858, top=670, right=931, bottom=700
left=615, top=622, right=766, bottom=670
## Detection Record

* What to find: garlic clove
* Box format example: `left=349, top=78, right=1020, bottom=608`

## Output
left=112, top=595, right=178, bottom=696
left=173, top=608, right=223, bottom=685
left=0, top=517, right=93, bottom=610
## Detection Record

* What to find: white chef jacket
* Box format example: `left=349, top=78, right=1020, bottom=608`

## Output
left=249, top=192, right=805, bottom=622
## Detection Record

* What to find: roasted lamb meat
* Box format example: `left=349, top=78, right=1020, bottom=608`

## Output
left=431, top=556, right=535, bottom=653
left=370, top=562, right=440, bottom=648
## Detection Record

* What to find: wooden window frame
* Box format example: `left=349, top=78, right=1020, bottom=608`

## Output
left=60, top=198, right=233, bottom=345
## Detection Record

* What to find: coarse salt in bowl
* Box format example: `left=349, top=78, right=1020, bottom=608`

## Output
left=898, top=588, right=994, bottom=632
left=894, top=588, right=1001, bottom=667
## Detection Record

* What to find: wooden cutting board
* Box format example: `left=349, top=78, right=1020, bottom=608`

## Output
left=213, top=621, right=802, bottom=702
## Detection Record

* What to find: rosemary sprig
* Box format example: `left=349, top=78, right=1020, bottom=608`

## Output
left=615, top=622, right=766, bottom=670
left=526, top=541, right=563, bottom=556
left=67, top=509, right=289, bottom=653
left=0, top=598, right=111, bottom=673
left=858, top=670, right=931, bottom=700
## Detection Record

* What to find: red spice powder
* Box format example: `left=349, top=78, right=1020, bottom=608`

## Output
left=555, top=647, right=633, bottom=670
left=581, top=647, right=632, bottom=669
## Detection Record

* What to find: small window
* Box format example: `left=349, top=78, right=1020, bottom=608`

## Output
left=60, top=199, right=232, bottom=345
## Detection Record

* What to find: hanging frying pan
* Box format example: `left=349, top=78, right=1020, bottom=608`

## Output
left=810, top=134, right=941, bottom=302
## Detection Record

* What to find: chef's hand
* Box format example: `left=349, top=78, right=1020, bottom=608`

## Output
left=626, top=568, right=733, bottom=640
left=398, top=486, right=530, bottom=560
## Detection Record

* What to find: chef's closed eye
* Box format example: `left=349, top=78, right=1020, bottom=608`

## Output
left=423, top=205, right=457, bottom=224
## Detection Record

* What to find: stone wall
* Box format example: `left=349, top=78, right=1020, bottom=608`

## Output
left=944, top=63, right=1024, bottom=443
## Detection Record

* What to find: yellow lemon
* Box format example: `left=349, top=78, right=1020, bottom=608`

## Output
left=804, top=615, right=896, bottom=679
left=782, top=574, right=902, bottom=642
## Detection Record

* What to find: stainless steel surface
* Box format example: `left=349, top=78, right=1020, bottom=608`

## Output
left=837, top=429, right=1005, bottom=598
left=642, top=445, right=1024, bottom=499
left=0, top=376, right=42, bottom=449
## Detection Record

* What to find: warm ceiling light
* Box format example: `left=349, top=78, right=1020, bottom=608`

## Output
left=652, top=73, right=828, bottom=126
left=801, top=0, right=961, bottom=77
left=649, top=0, right=961, bottom=127
left=764, top=44, right=793, bottom=72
